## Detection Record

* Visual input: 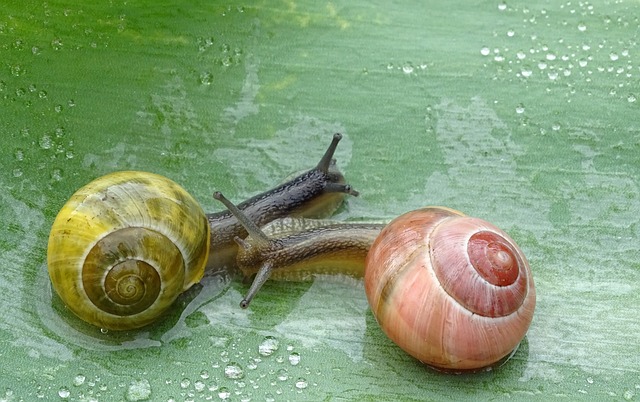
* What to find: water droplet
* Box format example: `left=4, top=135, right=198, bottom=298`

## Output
left=10, top=65, right=24, bottom=77
left=551, top=122, right=561, bottom=131
left=180, top=378, right=191, bottom=389
left=14, top=149, right=24, bottom=161
left=73, top=374, right=86, bottom=386
left=586, top=377, right=594, bottom=384
left=200, top=370, right=210, bottom=380
left=276, top=369, right=288, bottom=381
left=194, top=380, right=206, bottom=392
left=39, top=135, right=53, bottom=150
left=126, top=379, right=151, bottom=401
left=515, top=104, right=525, bottom=114
left=258, top=336, right=279, bottom=357
left=12, top=168, right=23, bottom=178
left=51, top=38, right=63, bottom=50
left=295, top=378, right=308, bottom=390
left=51, top=168, right=63, bottom=181
left=627, top=94, right=637, bottom=103
left=38, top=90, right=48, bottom=99
left=58, top=387, right=70, bottom=399
left=480, top=46, right=491, bottom=56
left=506, top=29, right=515, bottom=37
left=402, top=63, right=414, bottom=74
left=100, top=328, right=108, bottom=334
left=224, top=363, right=244, bottom=379
left=538, top=61, right=548, bottom=70
left=288, top=352, right=301, bottom=366
left=516, top=51, right=526, bottom=60
left=520, top=68, right=533, bottom=78
left=218, top=387, right=231, bottom=400
left=199, top=72, right=213, bottom=86
left=498, top=2, right=507, bottom=11
left=609, top=52, right=619, bottom=61
left=578, top=22, right=587, bottom=32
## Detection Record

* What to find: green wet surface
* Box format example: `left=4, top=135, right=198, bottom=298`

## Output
left=1, top=0, right=639, bottom=400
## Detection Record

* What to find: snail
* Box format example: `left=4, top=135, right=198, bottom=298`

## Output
left=47, top=134, right=358, bottom=330
left=213, top=194, right=535, bottom=372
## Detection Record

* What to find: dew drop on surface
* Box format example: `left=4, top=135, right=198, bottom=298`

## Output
left=73, top=374, right=86, bottom=386
left=14, top=149, right=24, bottom=161
left=276, top=369, right=289, bottom=381
left=402, top=63, right=414, bottom=74
left=258, top=336, right=279, bottom=357
left=498, top=2, right=507, bottom=11
left=288, top=352, right=300, bottom=366
left=126, top=379, right=151, bottom=401
left=58, top=387, right=70, bottom=399
left=516, top=51, right=526, bottom=60
left=578, top=23, right=587, bottom=32
left=180, top=378, right=191, bottom=389
left=194, top=380, right=206, bottom=392
left=218, top=387, right=231, bottom=400
left=39, top=135, right=53, bottom=150
left=199, top=72, right=213, bottom=86
left=551, top=122, right=561, bottom=131
left=515, top=104, right=525, bottom=114
left=628, top=94, right=637, bottom=103
left=610, top=52, right=619, bottom=61
left=480, top=46, right=490, bottom=56
left=295, top=378, right=308, bottom=390
left=200, top=370, right=210, bottom=380
left=224, top=362, right=244, bottom=380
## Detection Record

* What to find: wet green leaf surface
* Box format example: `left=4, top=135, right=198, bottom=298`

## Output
left=1, top=0, right=639, bottom=400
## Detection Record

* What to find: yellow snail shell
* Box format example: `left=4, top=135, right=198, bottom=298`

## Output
left=364, top=207, right=536, bottom=371
left=47, top=171, right=210, bottom=331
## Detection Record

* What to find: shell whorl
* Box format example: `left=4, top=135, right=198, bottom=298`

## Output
left=364, top=207, right=535, bottom=371
left=47, top=171, right=210, bottom=330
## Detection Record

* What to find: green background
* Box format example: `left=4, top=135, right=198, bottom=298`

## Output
left=1, top=0, right=639, bottom=400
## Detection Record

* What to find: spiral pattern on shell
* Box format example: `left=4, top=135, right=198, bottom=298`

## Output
left=364, top=207, right=535, bottom=371
left=47, top=171, right=210, bottom=330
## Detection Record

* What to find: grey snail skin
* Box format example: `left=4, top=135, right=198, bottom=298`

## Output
left=47, top=134, right=358, bottom=331
left=213, top=195, right=536, bottom=372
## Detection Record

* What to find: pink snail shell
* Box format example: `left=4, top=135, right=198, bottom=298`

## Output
left=364, top=207, right=536, bottom=371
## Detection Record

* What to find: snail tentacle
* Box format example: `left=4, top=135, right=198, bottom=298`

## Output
left=206, top=133, right=359, bottom=269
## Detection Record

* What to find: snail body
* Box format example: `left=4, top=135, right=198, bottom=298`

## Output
left=47, top=134, right=357, bottom=330
left=214, top=195, right=535, bottom=371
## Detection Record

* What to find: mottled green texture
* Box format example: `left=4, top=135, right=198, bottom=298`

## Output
left=1, top=0, right=639, bottom=400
